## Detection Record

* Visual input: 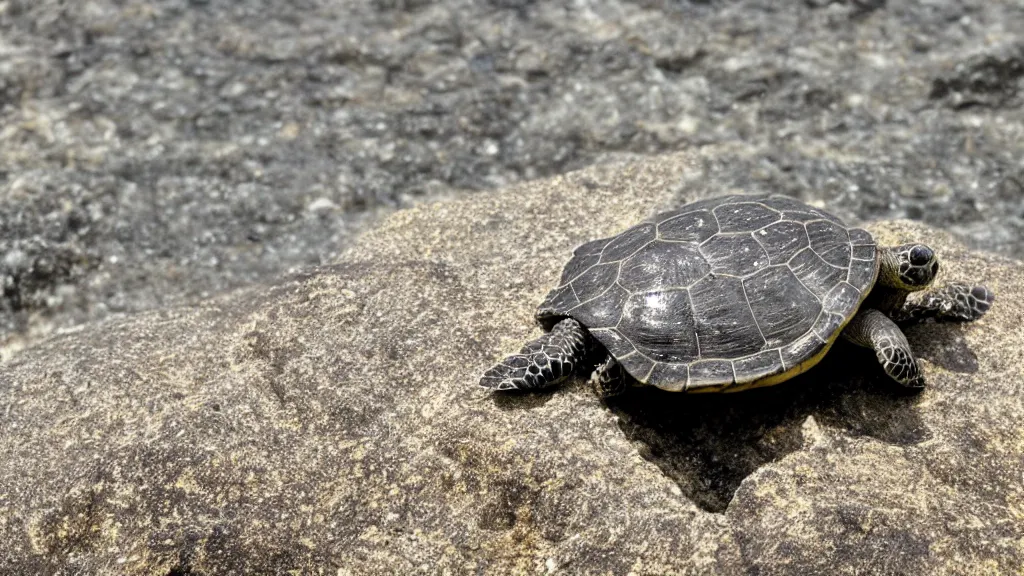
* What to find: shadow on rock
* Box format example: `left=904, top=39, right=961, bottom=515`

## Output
left=482, top=320, right=981, bottom=513
left=904, top=321, right=979, bottom=374
left=490, top=389, right=561, bottom=411
left=605, top=343, right=932, bottom=514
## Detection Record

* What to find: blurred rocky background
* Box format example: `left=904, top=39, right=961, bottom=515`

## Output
left=1, top=0, right=1022, bottom=351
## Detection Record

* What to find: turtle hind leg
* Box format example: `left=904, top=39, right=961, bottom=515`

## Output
left=842, top=309, right=924, bottom=388
left=895, top=283, right=995, bottom=324
left=589, top=354, right=628, bottom=398
left=479, top=318, right=588, bottom=391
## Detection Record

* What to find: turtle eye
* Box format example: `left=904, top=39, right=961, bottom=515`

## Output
left=909, top=245, right=932, bottom=266
left=930, top=261, right=939, bottom=276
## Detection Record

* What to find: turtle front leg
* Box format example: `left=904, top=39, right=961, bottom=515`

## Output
left=479, top=318, right=588, bottom=391
left=893, top=283, right=995, bottom=324
left=589, top=354, right=627, bottom=398
left=842, top=309, right=924, bottom=388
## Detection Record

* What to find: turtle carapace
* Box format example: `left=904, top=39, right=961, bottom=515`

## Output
left=480, top=194, right=994, bottom=396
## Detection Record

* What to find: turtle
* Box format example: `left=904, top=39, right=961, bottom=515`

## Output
left=479, top=194, right=995, bottom=397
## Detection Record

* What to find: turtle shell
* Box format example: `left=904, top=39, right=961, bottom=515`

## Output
left=537, top=194, right=879, bottom=392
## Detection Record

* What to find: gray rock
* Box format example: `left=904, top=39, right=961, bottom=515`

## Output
left=2, top=151, right=1021, bottom=574
left=2, top=0, right=1023, bottom=349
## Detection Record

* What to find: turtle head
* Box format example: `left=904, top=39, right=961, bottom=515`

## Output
left=882, top=243, right=939, bottom=290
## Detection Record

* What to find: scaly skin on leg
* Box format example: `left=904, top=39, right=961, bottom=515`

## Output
left=589, top=354, right=627, bottom=398
left=842, top=309, right=924, bottom=388
left=852, top=243, right=994, bottom=387
left=479, top=318, right=589, bottom=391
left=894, top=283, right=995, bottom=324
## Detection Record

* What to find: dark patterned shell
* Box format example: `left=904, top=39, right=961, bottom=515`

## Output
left=537, top=194, right=879, bottom=392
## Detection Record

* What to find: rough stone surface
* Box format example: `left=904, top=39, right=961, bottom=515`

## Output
left=1, top=151, right=1022, bottom=574
left=2, top=0, right=1023, bottom=348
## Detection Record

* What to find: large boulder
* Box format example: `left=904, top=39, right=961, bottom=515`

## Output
left=2, top=150, right=1022, bottom=574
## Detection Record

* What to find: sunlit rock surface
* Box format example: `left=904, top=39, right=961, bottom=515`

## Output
left=1, top=151, right=1021, bottom=574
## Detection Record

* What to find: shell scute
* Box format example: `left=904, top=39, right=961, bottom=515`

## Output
left=700, top=233, right=770, bottom=276
left=789, top=248, right=847, bottom=299
left=688, top=360, right=735, bottom=389
left=618, top=353, right=656, bottom=383
left=537, top=284, right=578, bottom=322
left=620, top=241, right=709, bottom=292
left=744, top=266, right=821, bottom=348
left=618, top=290, right=699, bottom=363
left=647, top=362, right=690, bottom=391
left=713, top=201, right=781, bottom=232
left=690, top=275, right=764, bottom=357
left=820, top=244, right=852, bottom=268
left=848, top=258, right=877, bottom=289
left=852, top=244, right=876, bottom=261
left=807, top=220, right=850, bottom=255
left=559, top=252, right=601, bottom=284
left=571, top=262, right=620, bottom=302
left=849, top=228, right=873, bottom=245
left=781, top=210, right=826, bottom=223
left=589, top=328, right=637, bottom=358
left=658, top=209, right=718, bottom=243
left=813, top=312, right=847, bottom=341
left=570, top=284, right=630, bottom=329
left=780, top=334, right=826, bottom=370
left=756, top=220, right=810, bottom=265
left=733, top=350, right=784, bottom=383
left=600, top=223, right=655, bottom=262
left=823, top=281, right=862, bottom=315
